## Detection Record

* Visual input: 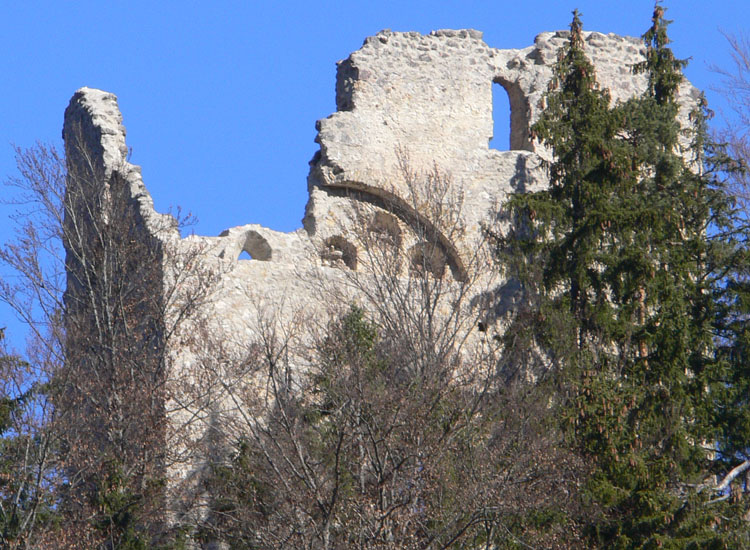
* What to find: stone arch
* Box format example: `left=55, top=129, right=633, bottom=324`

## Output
left=492, top=77, right=532, bottom=151
left=241, top=230, right=272, bottom=261
left=368, top=211, right=403, bottom=247
left=409, top=242, right=447, bottom=279
left=321, top=235, right=357, bottom=270
left=317, top=180, right=468, bottom=282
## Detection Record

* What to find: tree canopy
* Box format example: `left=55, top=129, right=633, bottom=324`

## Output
left=496, top=6, right=750, bottom=547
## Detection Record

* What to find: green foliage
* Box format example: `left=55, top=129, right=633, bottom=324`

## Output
left=0, top=332, right=177, bottom=550
left=91, top=464, right=148, bottom=550
left=0, top=330, right=58, bottom=550
left=89, top=461, right=188, bottom=550
left=206, top=305, right=582, bottom=549
left=496, top=6, right=750, bottom=548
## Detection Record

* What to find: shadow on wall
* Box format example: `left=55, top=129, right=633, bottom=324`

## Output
left=471, top=279, right=523, bottom=326
left=409, top=242, right=447, bottom=279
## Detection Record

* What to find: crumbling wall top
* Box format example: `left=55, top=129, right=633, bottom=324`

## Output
left=305, top=28, right=698, bottom=251
left=63, top=87, right=179, bottom=242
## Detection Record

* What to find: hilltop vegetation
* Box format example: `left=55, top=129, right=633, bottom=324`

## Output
left=2, top=6, right=750, bottom=549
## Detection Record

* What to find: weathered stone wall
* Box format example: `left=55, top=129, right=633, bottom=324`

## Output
left=61, top=27, right=700, bottom=526
left=62, top=89, right=180, bottom=531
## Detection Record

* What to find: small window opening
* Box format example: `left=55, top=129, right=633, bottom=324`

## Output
left=490, top=82, right=511, bottom=151
left=238, top=230, right=272, bottom=261
left=321, top=236, right=357, bottom=270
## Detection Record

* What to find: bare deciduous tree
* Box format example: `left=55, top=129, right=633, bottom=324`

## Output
left=198, top=161, right=588, bottom=550
left=712, top=32, right=750, bottom=209
left=0, top=329, right=57, bottom=550
left=0, top=131, right=220, bottom=549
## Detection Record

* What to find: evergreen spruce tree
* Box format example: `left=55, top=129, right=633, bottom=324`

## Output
left=497, top=6, right=749, bottom=547
left=496, top=10, right=630, bottom=382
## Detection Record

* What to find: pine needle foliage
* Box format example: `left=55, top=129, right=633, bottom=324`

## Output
left=496, top=6, right=750, bottom=548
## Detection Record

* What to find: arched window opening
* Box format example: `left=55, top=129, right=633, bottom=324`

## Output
left=239, top=230, right=272, bottom=261
left=321, top=236, right=357, bottom=270
left=409, top=242, right=447, bottom=279
left=490, top=82, right=511, bottom=151
left=491, top=78, right=533, bottom=151
left=369, top=211, right=403, bottom=247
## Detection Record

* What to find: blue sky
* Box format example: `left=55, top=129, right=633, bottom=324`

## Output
left=0, top=1, right=747, bottom=348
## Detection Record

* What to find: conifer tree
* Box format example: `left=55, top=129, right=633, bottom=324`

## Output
left=496, top=10, right=630, bottom=381
left=497, top=6, right=749, bottom=547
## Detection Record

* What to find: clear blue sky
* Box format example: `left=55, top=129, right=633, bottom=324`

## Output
left=0, top=1, right=747, bottom=349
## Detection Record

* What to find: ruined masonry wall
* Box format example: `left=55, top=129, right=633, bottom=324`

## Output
left=62, top=28, right=699, bottom=521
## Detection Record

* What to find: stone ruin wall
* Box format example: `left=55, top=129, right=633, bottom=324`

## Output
left=62, top=28, right=700, bottom=521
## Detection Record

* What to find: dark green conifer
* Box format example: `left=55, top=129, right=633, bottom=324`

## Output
left=497, top=6, right=749, bottom=547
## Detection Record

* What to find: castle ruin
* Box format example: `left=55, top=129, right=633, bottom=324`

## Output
left=61, top=28, right=698, bottom=528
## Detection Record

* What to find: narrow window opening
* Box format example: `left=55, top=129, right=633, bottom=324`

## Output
left=490, top=82, right=511, bottom=151
left=321, top=236, right=357, bottom=270
left=238, top=250, right=252, bottom=260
